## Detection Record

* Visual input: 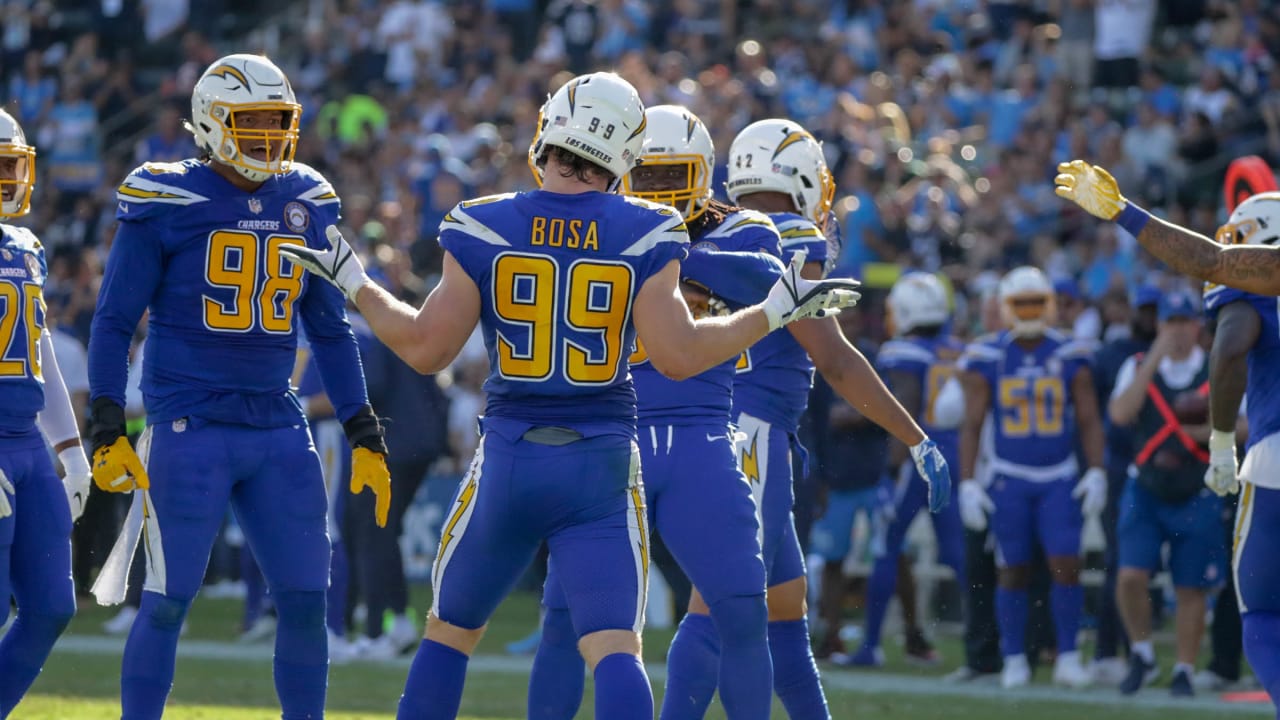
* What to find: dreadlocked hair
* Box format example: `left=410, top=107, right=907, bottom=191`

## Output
left=687, top=198, right=739, bottom=241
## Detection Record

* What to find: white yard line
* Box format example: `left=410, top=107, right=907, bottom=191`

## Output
left=53, top=634, right=1271, bottom=715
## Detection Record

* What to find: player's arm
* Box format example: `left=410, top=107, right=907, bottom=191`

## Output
left=1057, top=160, right=1280, bottom=295
left=1071, top=365, right=1106, bottom=470
left=36, top=329, right=92, bottom=519
left=353, top=251, right=480, bottom=375
left=680, top=249, right=784, bottom=309
left=1107, top=351, right=1160, bottom=427
left=958, top=369, right=989, bottom=482
left=1209, top=301, right=1258, bottom=436
left=882, top=368, right=923, bottom=467
left=86, top=220, right=164, bottom=492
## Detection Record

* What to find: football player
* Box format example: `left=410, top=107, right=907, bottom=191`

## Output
left=280, top=73, right=860, bottom=720
left=87, top=54, right=391, bottom=719
left=527, top=104, right=787, bottom=720
left=842, top=271, right=967, bottom=667
left=0, top=108, right=93, bottom=718
left=956, top=266, right=1107, bottom=689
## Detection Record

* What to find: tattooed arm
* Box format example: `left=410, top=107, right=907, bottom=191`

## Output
left=1137, top=216, right=1280, bottom=296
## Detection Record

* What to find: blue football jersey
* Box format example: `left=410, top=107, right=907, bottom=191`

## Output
left=0, top=225, right=48, bottom=435
left=877, top=334, right=965, bottom=460
left=631, top=209, right=780, bottom=426
left=88, top=159, right=370, bottom=428
left=1205, top=282, right=1280, bottom=449
left=959, top=329, right=1093, bottom=480
left=732, top=212, right=830, bottom=432
left=440, top=190, right=688, bottom=435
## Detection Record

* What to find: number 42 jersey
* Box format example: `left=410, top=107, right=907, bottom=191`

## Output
left=440, top=190, right=689, bottom=437
left=89, top=159, right=370, bottom=428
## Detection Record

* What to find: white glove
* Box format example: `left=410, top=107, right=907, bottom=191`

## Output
left=1205, top=429, right=1240, bottom=496
left=277, top=225, right=370, bottom=302
left=0, top=468, right=13, bottom=519
left=959, top=480, right=994, bottom=531
left=60, top=445, right=92, bottom=522
left=1073, top=467, right=1108, bottom=517
left=761, top=252, right=862, bottom=330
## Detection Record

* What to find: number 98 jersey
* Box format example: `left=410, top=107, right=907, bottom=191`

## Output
left=0, top=225, right=47, bottom=435
left=958, top=328, right=1093, bottom=481
left=439, top=190, right=689, bottom=436
left=91, top=159, right=367, bottom=427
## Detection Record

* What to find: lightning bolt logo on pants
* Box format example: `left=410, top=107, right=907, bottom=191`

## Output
left=434, top=475, right=478, bottom=584
left=741, top=432, right=761, bottom=486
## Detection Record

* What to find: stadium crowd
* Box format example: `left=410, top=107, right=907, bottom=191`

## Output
left=6, top=0, right=1278, bottom=699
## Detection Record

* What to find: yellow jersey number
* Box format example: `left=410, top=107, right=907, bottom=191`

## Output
left=923, top=364, right=956, bottom=426
left=998, top=375, right=1065, bottom=437
left=492, top=252, right=633, bottom=385
left=203, top=230, right=305, bottom=334
left=0, top=280, right=44, bottom=379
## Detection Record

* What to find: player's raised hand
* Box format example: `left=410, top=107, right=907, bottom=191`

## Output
left=351, top=447, right=391, bottom=528
left=0, top=469, right=13, bottom=519
left=762, top=252, right=861, bottom=330
left=92, top=437, right=149, bottom=493
left=959, top=480, right=994, bottom=531
left=1205, top=430, right=1241, bottom=496
left=60, top=446, right=92, bottom=521
left=1054, top=160, right=1128, bottom=220
left=910, top=438, right=951, bottom=512
left=278, top=225, right=370, bottom=302
left=1072, top=467, right=1108, bottom=517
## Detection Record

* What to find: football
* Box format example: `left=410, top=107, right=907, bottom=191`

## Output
left=1173, top=391, right=1210, bottom=426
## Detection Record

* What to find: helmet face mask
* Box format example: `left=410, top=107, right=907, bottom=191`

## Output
left=726, top=119, right=833, bottom=228
left=0, top=110, right=35, bottom=218
left=998, top=266, right=1056, bottom=338
left=621, top=105, right=714, bottom=222
left=189, top=54, right=301, bottom=183
left=1217, top=192, right=1280, bottom=247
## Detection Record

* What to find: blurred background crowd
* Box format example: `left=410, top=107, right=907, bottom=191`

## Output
left=5, top=0, right=1274, bottom=675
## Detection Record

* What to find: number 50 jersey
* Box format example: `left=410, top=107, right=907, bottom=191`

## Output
left=440, top=191, right=689, bottom=437
left=89, top=159, right=370, bottom=428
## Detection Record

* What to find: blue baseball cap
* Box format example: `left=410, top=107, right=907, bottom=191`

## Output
left=1133, top=285, right=1162, bottom=308
left=1159, top=292, right=1199, bottom=321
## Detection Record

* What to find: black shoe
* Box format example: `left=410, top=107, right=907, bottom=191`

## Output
left=1120, top=654, right=1158, bottom=695
left=1170, top=667, right=1195, bottom=697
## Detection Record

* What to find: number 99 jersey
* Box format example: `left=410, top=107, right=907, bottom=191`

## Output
left=958, top=328, right=1092, bottom=481
left=0, top=225, right=47, bottom=435
left=91, top=159, right=368, bottom=427
left=439, top=190, right=689, bottom=436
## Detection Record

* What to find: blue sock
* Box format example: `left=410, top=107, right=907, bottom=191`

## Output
left=1049, top=582, right=1083, bottom=654
left=1243, top=612, right=1280, bottom=715
left=660, top=613, right=720, bottom=720
left=770, top=619, right=830, bottom=720
left=861, top=553, right=899, bottom=651
left=709, top=595, right=771, bottom=720
left=327, top=542, right=350, bottom=635
left=593, top=652, right=653, bottom=720
left=121, top=593, right=191, bottom=720
left=273, top=591, right=328, bottom=719
left=0, top=609, right=74, bottom=716
left=528, top=608, right=584, bottom=720
left=995, top=587, right=1028, bottom=658
left=397, top=639, right=468, bottom=720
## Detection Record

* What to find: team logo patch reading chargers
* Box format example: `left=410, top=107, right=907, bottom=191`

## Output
left=284, top=201, right=309, bottom=233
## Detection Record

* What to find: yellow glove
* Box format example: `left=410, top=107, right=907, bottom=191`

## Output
left=352, top=447, right=391, bottom=528
left=91, top=437, right=150, bottom=492
left=1054, top=160, right=1128, bottom=220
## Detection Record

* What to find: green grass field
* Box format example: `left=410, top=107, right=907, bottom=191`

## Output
left=10, top=587, right=1272, bottom=719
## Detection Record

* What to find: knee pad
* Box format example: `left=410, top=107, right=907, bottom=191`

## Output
left=142, top=594, right=191, bottom=632
left=708, top=594, right=768, bottom=649
left=274, top=590, right=326, bottom=629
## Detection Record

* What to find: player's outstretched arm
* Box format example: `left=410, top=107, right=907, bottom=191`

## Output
left=1056, top=160, right=1280, bottom=295
left=1206, top=302, right=1259, bottom=495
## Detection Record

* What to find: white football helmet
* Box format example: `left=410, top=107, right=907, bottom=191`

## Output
left=1218, top=192, right=1280, bottom=246
left=887, top=272, right=950, bottom=336
left=0, top=110, right=34, bottom=218
left=187, top=54, right=301, bottom=183
left=726, top=119, right=835, bottom=229
left=998, top=266, right=1057, bottom=338
left=621, top=105, right=715, bottom=222
left=527, top=72, right=646, bottom=191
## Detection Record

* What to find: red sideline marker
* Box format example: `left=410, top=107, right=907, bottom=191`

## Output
left=1224, top=156, right=1278, bottom=214
left=1221, top=690, right=1272, bottom=704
